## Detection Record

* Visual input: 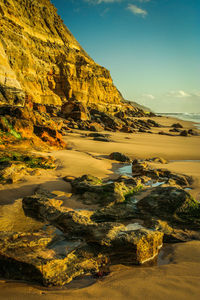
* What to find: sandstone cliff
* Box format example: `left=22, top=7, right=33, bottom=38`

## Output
left=0, top=0, right=122, bottom=108
left=0, top=0, right=157, bottom=151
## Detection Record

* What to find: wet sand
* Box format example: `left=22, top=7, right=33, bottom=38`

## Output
left=0, top=116, right=200, bottom=299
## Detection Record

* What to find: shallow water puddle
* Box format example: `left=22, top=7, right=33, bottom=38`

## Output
left=145, top=180, right=165, bottom=188
left=125, top=223, right=144, bottom=231
left=116, top=164, right=166, bottom=187
left=116, top=163, right=132, bottom=176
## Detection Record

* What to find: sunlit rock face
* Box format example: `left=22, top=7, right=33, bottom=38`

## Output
left=0, top=0, right=122, bottom=107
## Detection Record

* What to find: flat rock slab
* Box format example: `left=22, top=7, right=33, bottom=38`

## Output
left=0, top=229, right=106, bottom=286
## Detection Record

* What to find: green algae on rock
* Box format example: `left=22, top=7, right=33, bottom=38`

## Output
left=71, top=174, right=141, bottom=206
left=0, top=230, right=108, bottom=286
left=137, top=187, right=200, bottom=242
left=22, top=193, right=163, bottom=263
left=0, top=151, right=56, bottom=184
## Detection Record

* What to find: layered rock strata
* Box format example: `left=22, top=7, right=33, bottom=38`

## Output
left=0, top=0, right=122, bottom=108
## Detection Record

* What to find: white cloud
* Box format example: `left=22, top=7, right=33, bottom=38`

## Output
left=134, top=0, right=150, bottom=2
left=142, top=94, right=155, bottom=99
left=127, top=4, right=147, bottom=17
left=85, top=0, right=122, bottom=4
left=84, top=0, right=150, bottom=17
left=85, top=0, right=150, bottom=5
left=167, top=90, right=191, bottom=98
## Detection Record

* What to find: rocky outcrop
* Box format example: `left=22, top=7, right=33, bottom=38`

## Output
left=0, top=229, right=108, bottom=286
left=22, top=192, right=163, bottom=264
left=70, top=174, right=137, bottom=206
left=109, top=152, right=131, bottom=162
left=0, top=151, right=56, bottom=183
left=132, top=160, right=193, bottom=187
left=137, top=187, right=200, bottom=242
left=1, top=169, right=200, bottom=286
left=0, top=104, right=67, bottom=149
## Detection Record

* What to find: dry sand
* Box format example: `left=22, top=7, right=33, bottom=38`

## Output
left=0, top=116, right=200, bottom=299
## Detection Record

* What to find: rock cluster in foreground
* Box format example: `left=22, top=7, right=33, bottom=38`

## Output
left=0, top=163, right=200, bottom=286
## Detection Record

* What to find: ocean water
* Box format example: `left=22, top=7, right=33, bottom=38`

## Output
left=158, top=113, right=200, bottom=129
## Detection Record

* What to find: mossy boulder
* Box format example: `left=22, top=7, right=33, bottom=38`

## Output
left=22, top=193, right=163, bottom=267
left=109, top=152, right=131, bottom=162
left=132, top=160, right=193, bottom=187
left=0, top=230, right=107, bottom=286
left=0, top=151, right=56, bottom=184
left=137, top=187, right=200, bottom=227
left=0, top=116, right=21, bottom=139
left=71, top=174, right=139, bottom=206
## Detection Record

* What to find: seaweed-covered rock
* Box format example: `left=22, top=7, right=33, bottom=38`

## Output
left=22, top=194, right=163, bottom=265
left=132, top=160, right=192, bottom=187
left=137, top=187, right=200, bottom=226
left=0, top=151, right=56, bottom=184
left=0, top=162, right=27, bottom=184
left=71, top=175, right=136, bottom=206
left=0, top=230, right=107, bottom=286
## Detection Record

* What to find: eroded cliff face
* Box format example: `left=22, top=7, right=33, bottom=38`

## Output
left=0, top=0, right=122, bottom=107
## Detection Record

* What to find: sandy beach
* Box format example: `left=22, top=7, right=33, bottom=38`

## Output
left=0, top=116, right=200, bottom=299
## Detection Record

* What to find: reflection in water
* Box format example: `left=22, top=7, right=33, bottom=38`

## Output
left=116, top=164, right=132, bottom=176
left=145, top=180, right=165, bottom=188
left=125, top=223, right=144, bottom=231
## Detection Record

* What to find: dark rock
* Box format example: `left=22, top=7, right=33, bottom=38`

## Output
left=146, top=157, right=168, bottom=164
left=132, top=160, right=193, bottom=187
left=120, top=126, right=135, bottom=133
left=188, top=129, right=199, bottom=136
left=180, top=130, right=188, bottom=137
left=137, top=187, right=200, bottom=235
left=0, top=229, right=107, bottom=286
left=147, top=119, right=160, bottom=127
left=169, top=128, right=181, bottom=133
left=158, top=131, right=173, bottom=136
left=172, top=123, right=183, bottom=128
left=88, top=133, right=109, bottom=138
left=93, top=137, right=110, bottom=142
left=109, top=152, right=131, bottom=162
left=138, top=128, right=146, bottom=133
left=22, top=194, right=163, bottom=266
left=71, top=175, right=134, bottom=206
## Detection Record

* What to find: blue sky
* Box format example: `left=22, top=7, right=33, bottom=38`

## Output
left=51, top=0, right=200, bottom=112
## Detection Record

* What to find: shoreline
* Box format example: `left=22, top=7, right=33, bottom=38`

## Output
left=156, top=113, right=200, bottom=129
left=0, top=114, right=200, bottom=299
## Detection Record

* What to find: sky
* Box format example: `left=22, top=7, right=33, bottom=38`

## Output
left=51, top=0, right=200, bottom=113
